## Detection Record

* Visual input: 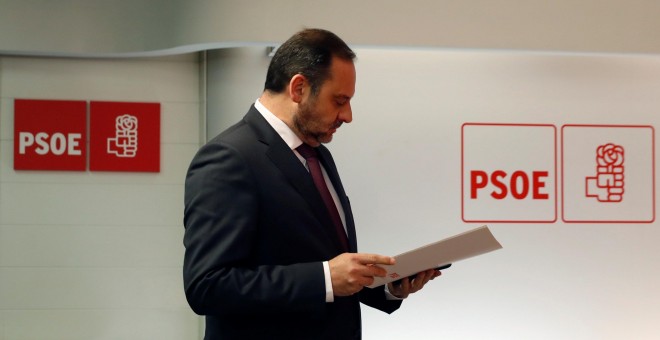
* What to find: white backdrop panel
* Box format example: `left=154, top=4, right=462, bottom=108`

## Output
left=327, top=48, right=660, bottom=340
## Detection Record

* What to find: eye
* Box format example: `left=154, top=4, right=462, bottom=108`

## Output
left=335, top=97, right=349, bottom=106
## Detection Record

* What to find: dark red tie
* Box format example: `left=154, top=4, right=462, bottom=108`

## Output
left=296, top=143, right=350, bottom=251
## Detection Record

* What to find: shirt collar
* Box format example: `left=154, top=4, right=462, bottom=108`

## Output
left=254, top=98, right=303, bottom=150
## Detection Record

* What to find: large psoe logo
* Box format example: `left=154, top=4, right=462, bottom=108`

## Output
left=562, top=125, right=655, bottom=223
left=462, top=123, right=557, bottom=223
left=14, top=99, right=87, bottom=171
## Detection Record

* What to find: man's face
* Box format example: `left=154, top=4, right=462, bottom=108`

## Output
left=293, top=57, right=355, bottom=146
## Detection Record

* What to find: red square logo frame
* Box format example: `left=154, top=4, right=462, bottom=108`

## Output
left=561, top=124, right=655, bottom=223
left=89, top=101, right=160, bottom=172
left=462, top=123, right=557, bottom=223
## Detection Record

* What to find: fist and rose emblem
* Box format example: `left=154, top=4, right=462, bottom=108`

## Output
left=107, top=114, right=139, bottom=158
left=586, top=143, right=624, bottom=202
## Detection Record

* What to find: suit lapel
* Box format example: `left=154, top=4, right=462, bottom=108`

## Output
left=244, top=107, right=350, bottom=252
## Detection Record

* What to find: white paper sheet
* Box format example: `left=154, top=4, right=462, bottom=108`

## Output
left=367, top=225, right=502, bottom=288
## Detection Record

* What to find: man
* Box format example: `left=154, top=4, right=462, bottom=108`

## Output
left=183, top=28, right=440, bottom=339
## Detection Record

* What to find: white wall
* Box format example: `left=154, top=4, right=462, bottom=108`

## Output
left=0, top=55, right=202, bottom=339
left=206, top=47, right=270, bottom=138
left=3, top=0, right=660, bottom=56
left=207, top=47, right=660, bottom=339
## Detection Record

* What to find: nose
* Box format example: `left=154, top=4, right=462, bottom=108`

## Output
left=339, top=103, right=353, bottom=123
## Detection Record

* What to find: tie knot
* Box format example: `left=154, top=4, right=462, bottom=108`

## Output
left=296, top=143, right=318, bottom=160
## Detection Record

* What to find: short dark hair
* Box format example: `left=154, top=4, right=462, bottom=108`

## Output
left=264, top=28, right=356, bottom=95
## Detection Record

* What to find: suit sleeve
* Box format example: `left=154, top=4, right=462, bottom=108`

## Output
left=183, top=141, right=326, bottom=316
left=359, top=286, right=402, bottom=314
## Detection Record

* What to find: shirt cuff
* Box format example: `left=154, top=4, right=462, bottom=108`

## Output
left=383, top=283, right=404, bottom=300
left=323, top=261, right=334, bottom=303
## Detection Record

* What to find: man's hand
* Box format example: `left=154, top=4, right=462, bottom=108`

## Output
left=386, top=269, right=441, bottom=299
left=329, top=253, right=395, bottom=296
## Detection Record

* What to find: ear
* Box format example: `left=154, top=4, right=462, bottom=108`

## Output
left=288, top=74, right=307, bottom=103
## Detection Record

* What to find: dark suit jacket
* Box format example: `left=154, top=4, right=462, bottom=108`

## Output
left=183, top=105, right=401, bottom=339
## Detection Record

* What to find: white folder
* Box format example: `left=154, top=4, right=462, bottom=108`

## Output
left=367, top=225, right=502, bottom=288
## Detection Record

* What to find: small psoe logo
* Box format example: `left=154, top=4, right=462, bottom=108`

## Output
left=107, top=114, right=138, bottom=158
left=586, top=143, right=624, bottom=202
left=389, top=273, right=400, bottom=279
